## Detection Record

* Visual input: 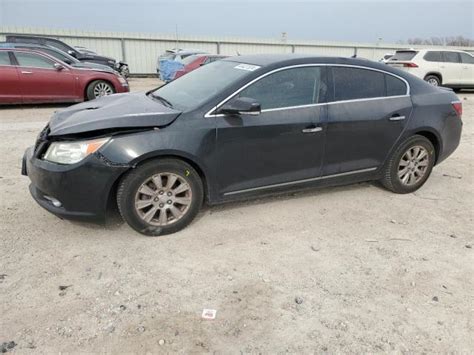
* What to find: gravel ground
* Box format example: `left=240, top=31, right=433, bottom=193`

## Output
left=0, top=78, right=473, bottom=353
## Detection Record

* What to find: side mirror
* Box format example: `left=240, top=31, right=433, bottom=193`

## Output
left=54, top=63, right=65, bottom=71
left=220, top=97, right=261, bottom=116
left=67, top=50, right=77, bottom=58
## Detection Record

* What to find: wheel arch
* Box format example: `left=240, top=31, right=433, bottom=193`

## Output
left=83, top=78, right=116, bottom=101
left=413, top=130, right=442, bottom=164
left=108, top=152, right=212, bottom=211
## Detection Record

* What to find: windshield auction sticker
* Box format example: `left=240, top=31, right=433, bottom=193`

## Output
left=234, top=64, right=261, bottom=71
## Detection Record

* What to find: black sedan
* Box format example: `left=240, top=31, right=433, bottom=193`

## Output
left=22, top=55, right=463, bottom=236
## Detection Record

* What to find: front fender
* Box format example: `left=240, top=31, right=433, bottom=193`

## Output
left=99, top=125, right=219, bottom=202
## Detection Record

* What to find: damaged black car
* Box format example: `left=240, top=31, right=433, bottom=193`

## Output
left=22, top=55, right=462, bottom=236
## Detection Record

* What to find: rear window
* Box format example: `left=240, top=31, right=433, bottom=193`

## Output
left=390, top=51, right=418, bottom=61
left=424, top=51, right=443, bottom=62
left=332, top=67, right=385, bottom=101
left=443, top=52, right=460, bottom=63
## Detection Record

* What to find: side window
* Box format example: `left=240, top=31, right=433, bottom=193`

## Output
left=443, top=52, right=460, bottom=63
left=238, top=67, right=327, bottom=110
left=385, top=74, right=407, bottom=96
left=0, top=52, right=12, bottom=65
left=332, top=67, right=385, bottom=101
left=424, top=51, right=442, bottom=62
left=15, top=52, right=55, bottom=69
left=460, top=52, right=474, bottom=64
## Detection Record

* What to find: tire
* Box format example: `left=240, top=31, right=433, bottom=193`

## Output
left=86, top=80, right=115, bottom=100
left=117, top=159, right=203, bottom=236
left=424, top=75, right=441, bottom=87
left=380, top=135, right=435, bottom=194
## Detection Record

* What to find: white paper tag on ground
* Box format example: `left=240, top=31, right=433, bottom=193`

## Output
left=201, top=309, right=217, bottom=320
left=234, top=64, right=260, bottom=71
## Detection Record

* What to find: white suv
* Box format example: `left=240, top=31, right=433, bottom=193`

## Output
left=387, top=49, right=474, bottom=89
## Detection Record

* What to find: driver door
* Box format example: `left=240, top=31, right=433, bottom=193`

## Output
left=214, top=66, right=328, bottom=196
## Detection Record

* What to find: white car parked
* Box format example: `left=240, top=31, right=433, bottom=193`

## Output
left=387, top=49, right=474, bottom=89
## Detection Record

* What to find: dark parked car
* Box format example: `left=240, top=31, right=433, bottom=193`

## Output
left=22, top=55, right=462, bottom=236
left=0, top=48, right=129, bottom=104
left=6, top=34, right=129, bottom=77
left=173, top=54, right=228, bottom=79
left=0, top=42, right=116, bottom=73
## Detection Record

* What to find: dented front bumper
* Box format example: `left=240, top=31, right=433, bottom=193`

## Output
left=22, top=146, right=128, bottom=221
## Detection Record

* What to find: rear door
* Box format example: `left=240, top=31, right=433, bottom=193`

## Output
left=215, top=66, right=329, bottom=195
left=440, top=51, right=463, bottom=85
left=0, top=51, right=22, bottom=104
left=12, top=51, right=77, bottom=103
left=324, top=66, right=411, bottom=176
left=459, top=52, right=474, bottom=86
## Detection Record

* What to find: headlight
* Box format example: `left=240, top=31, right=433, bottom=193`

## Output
left=43, top=137, right=110, bottom=164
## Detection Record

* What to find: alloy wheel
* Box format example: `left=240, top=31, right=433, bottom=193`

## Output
left=397, top=145, right=430, bottom=186
left=93, top=82, right=113, bottom=98
left=134, top=172, right=192, bottom=226
left=427, top=78, right=439, bottom=86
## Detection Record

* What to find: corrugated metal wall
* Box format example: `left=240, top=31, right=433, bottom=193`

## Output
left=1, top=27, right=473, bottom=74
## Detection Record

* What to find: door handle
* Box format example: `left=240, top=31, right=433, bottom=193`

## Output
left=302, top=126, right=323, bottom=133
left=389, top=115, right=406, bottom=121
left=21, top=71, right=33, bottom=74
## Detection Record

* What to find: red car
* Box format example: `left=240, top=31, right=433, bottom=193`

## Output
left=0, top=48, right=129, bottom=104
left=173, top=54, right=228, bottom=80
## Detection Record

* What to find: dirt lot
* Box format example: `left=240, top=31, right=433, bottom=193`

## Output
left=1, top=78, right=473, bottom=353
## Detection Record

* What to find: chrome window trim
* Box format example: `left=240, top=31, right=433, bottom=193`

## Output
left=223, top=167, right=378, bottom=196
left=204, top=63, right=410, bottom=118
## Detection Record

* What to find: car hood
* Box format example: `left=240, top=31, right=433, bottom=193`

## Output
left=71, top=61, right=116, bottom=73
left=48, top=92, right=182, bottom=137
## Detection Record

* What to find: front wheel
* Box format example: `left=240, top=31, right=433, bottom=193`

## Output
left=117, top=159, right=204, bottom=236
left=380, top=135, right=435, bottom=194
left=86, top=80, right=115, bottom=100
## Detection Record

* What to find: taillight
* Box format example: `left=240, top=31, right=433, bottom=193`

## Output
left=452, top=101, right=462, bottom=118
left=403, top=62, right=418, bottom=68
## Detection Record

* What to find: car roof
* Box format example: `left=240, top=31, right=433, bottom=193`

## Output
left=192, top=54, right=228, bottom=58
left=5, top=34, right=59, bottom=41
left=0, top=47, right=67, bottom=61
left=222, top=53, right=383, bottom=68
left=396, top=48, right=472, bottom=54
left=0, top=42, right=61, bottom=51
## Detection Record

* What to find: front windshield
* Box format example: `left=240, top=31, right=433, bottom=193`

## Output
left=151, top=60, right=259, bottom=111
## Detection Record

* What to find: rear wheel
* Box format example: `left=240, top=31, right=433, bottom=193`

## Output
left=117, top=159, right=203, bottom=236
left=424, top=75, right=441, bottom=87
left=86, top=80, right=115, bottom=100
left=381, top=135, right=435, bottom=194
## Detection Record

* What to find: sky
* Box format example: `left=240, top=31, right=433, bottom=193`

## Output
left=0, top=0, right=472, bottom=44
